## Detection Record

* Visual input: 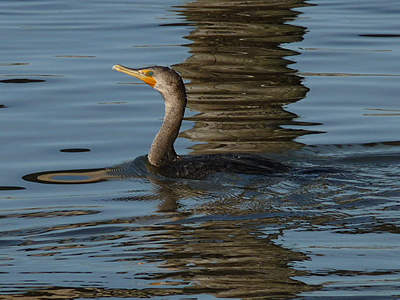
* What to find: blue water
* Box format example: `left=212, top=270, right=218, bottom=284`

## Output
left=285, top=0, right=400, bottom=146
left=1, top=0, right=400, bottom=299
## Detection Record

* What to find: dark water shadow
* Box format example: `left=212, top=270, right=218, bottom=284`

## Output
left=20, top=157, right=329, bottom=299
left=171, top=0, right=320, bottom=155
left=0, top=78, right=46, bottom=84
left=0, top=217, right=318, bottom=298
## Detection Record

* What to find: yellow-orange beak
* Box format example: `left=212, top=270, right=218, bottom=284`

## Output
left=112, top=64, right=157, bottom=88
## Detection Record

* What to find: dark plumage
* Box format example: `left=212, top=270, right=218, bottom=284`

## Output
left=113, top=64, right=289, bottom=179
left=148, top=153, right=289, bottom=179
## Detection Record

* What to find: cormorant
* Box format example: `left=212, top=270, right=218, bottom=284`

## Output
left=113, top=64, right=289, bottom=179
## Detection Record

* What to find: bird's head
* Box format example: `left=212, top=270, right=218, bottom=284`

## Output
left=112, top=65, right=185, bottom=97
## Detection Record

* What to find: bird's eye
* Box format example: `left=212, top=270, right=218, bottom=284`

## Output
left=148, top=71, right=154, bottom=76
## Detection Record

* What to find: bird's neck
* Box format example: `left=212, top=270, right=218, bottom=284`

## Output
left=148, top=89, right=186, bottom=167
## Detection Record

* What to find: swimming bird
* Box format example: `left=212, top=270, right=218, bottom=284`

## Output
left=112, top=64, right=289, bottom=179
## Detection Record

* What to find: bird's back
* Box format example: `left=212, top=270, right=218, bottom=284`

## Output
left=154, top=153, right=290, bottom=179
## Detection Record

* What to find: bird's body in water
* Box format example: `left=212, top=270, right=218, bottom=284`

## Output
left=113, top=64, right=289, bottom=179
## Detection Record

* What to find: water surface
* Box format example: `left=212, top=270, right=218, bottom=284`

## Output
left=1, top=0, right=400, bottom=299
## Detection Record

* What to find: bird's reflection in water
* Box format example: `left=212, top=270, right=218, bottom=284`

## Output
left=21, top=158, right=319, bottom=299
